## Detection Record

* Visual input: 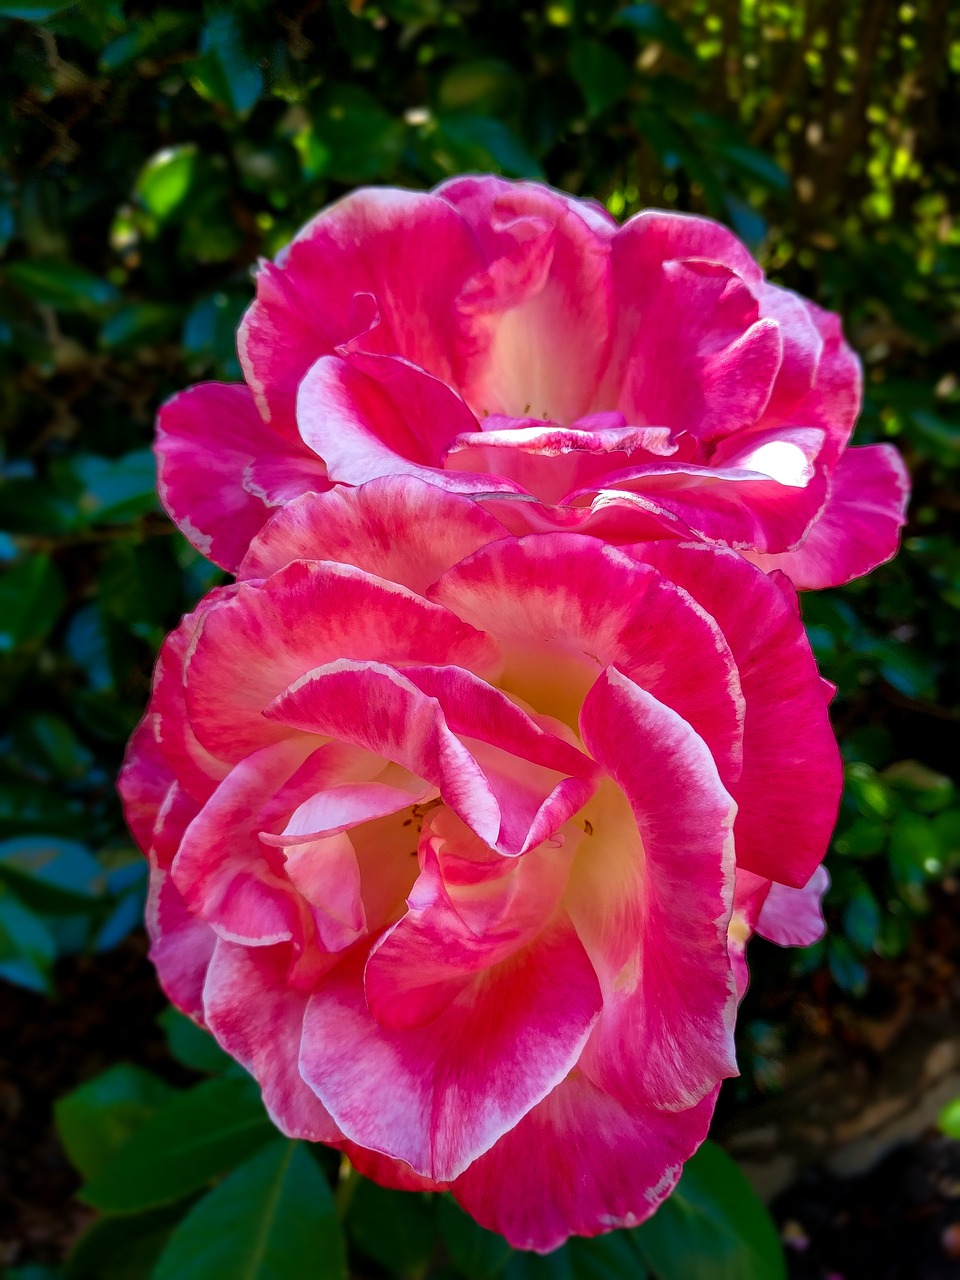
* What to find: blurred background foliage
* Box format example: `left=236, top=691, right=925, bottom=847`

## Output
left=0, top=0, right=958, bottom=1276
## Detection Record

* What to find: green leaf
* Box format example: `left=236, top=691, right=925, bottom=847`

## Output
left=311, top=84, right=405, bottom=184
left=0, top=835, right=104, bottom=912
left=190, top=11, right=264, bottom=118
left=5, top=260, right=118, bottom=312
left=439, top=1195, right=513, bottom=1279
left=0, top=554, right=65, bottom=655
left=79, top=1075, right=275, bottom=1212
left=67, top=1204, right=187, bottom=1280
left=437, top=59, right=520, bottom=114
left=153, top=1140, right=346, bottom=1280
left=827, top=935, right=868, bottom=995
left=717, top=143, right=790, bottom=193
left=433, top=115, right=544, bottom=180
left=0, top=2, right=77, bottom=17
left=506, top=1233, right=646, bottom=1280
left=100, top=303, right=181, bottom=351
left=632, top=1140, right=786, bottom=1280
left=569, top=40, right=630, bottom=117
left=68, top=450, right=158, bottom=524
left=135, top=146, right=197, bottom=220
left=55, top=1064, right=176, bottom=1180
left=348, top=1179, right=436, bottom=1275
left=159, top=1006, right=233, bottom=1075
left=938, top=1096, right=960, bottom=1139
left=0, top=892, right=57, bottom=992
left=843, top=883, right=881, bottom=952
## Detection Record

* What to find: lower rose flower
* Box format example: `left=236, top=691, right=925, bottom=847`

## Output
left=120, top=476, right=840, bottom=1250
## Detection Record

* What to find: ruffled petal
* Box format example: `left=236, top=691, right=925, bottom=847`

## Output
left=452, top=1075, right=717, bottom=1252
left=183, top=561, right=499, bottom=762
left=203, top=940, right=342, bottom=1142
left=239, top=477, right=511, bottom=592
left=238, top=188, right=482, bottom=427
left=635, top=541, right=842, bottom=886
left=745, top=444, right=910, bottom=588
left=573, top=667, right=738, bottom=1112
left=430, top=534, right=744, bottom=788
left=438, top=175, right=615, bottom=424
left=299, top=915, right=601, bottom=1181
left=156, top=383, right=327, bottom=572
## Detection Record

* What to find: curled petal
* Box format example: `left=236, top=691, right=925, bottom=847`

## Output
left=452, top=1076, right=718, bottom=1253
left=156, top=383, right=327, bottom=572
left=184, top=560, right=499, bottom=762
left=634, top=541, right=842, bottom=886
left=240, top=476, right=511, bottom=592
left=757, top=864, right=830, bottom=947
left=745, top=444, right=910, bottom=588
left=299, top=916, right=601, bottom=1181
left=574, top=667, right=738, bottom=1112
left=203, top=940, right=341, bottom=1142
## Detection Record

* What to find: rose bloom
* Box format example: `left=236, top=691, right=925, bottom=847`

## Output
left=121, top=476, right=839, bottom=1250
left=158, top=175, right=908, bottom=590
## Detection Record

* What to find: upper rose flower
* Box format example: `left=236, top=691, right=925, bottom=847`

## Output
left=120, top=476, right=840, bottom=1251
left=157, top=175, right=908, bottom=588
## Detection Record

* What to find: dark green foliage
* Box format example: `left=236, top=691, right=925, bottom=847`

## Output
left=2, top=1, right=958, bottom=1275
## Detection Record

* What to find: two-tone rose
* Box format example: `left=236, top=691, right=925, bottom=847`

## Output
left=157, top=175, right=908, bottom=590
left=121, top=477, right=840, bottom=1250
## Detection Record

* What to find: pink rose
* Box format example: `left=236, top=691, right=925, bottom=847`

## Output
left=120, top=476, right=840, bottom=1250
left=158, top=176, right=908, bottom=588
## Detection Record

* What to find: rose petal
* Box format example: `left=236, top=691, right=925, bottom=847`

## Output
left=574, top=667, right=738, bottom=1112
left=299, top=914, right=601, bottom=1181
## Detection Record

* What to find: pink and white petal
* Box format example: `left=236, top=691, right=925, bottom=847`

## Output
left=635, top=541, right=841, bottom=887
left=436, top=175, right=619, bottom=242
left=240, top=477, right=512, bottom=591
left=266, top=660, right=503, bottom=850
left=119, top=716, right=177, bottom=855
left=757, top=864, right=830, bottom=947
left=172, top=738, right=315, bottom=945
left=297, top=353, right=489, bottom=486
left=184, top=560, right=499, bottom=762
left=710, top=424, right=826, bottom=486
left=400, top=664, right=597, bottom=781
left=446, top=178, right=614, bottom=424
left=727, top=869, right=774, bottom=1000
left=574, top=667, right=738, bottom=1112
left=364, top=826, right=574, bottom=1030
left=238, top=187, right=482, bottom=427
left=753, top=282, right=823, bottom=420
left=156, top=383, right=324, bottom=572
left=744, top=444, right=910, bottom=588
left=146, top=860, right=217, bottom=1021
left=452, top=1076, right=718, bottom=1253
left=336, top=1142, right=449, bottom=1193
left=568, top=460, right=829, bottom=555
left=148, top=591, right=236, bottom=804
left=614, top=209, right=764, bottom=284
left=270, top=781, right=430, bottom=845
left=283, top=834, right=366, bottom=953
left=430, top=534, right=744, bottom=787
left=797, top=301, right=863, bottom=460
left=444, top=419, right=678, bottom=507
left=203, top=939, right=342, bottom=1142
left=299, top=914, right=601, bottom=1181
